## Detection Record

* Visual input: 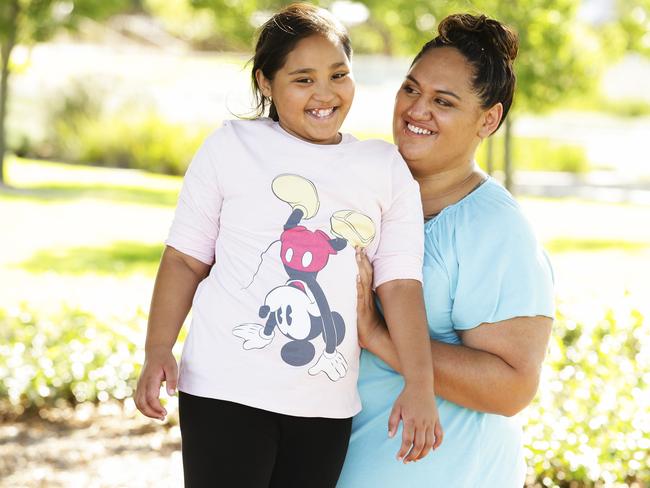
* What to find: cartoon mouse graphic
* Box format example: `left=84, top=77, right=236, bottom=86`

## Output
left=233, top=174, right=375, bottom=381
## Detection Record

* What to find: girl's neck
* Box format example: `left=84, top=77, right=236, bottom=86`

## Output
left=415, top=162, right=486, bottom=219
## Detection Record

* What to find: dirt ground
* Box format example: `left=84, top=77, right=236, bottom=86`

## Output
left=0, top=401, right=182, bottom=487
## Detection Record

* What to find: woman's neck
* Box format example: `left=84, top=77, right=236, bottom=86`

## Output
left=415, top=163, right=486, bottom=219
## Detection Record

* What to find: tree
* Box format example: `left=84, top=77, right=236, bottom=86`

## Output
left=355, top=0, right=600, bottom=190
left=0, top=0, right=128, bottom=186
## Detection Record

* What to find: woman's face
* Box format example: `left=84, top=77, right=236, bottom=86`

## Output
left=257, top=34, right=355, bottom=145
left=393, top=47, right=488, bottom=177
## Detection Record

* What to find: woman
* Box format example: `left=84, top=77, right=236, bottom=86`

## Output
left=337, top=13, right=554, bottom=488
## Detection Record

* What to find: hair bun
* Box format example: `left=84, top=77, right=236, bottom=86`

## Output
left=439, top=13, right=519, bottom=64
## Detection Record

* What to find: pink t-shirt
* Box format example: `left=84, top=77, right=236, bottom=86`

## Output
left=167, top=118, right=423, bottom=418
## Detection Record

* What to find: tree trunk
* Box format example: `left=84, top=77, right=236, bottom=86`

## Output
left=367, top=17, right=393, bottom=56
left=0, top=0, right=20, bottom=186
left=485, top=136, right=494, bottom=175
left=504, top=117, right=513, bottom=192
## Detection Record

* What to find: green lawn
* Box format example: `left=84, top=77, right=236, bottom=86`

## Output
left=2, top=156, right=649, bottom=318
left=2, top=156, right=649, bottom=486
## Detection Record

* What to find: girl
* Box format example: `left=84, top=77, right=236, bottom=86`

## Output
left=134, top=4, right=441, bottom=487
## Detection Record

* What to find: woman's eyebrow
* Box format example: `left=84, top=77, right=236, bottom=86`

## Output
left=406, top=75, right=461, bottom=101
left=288, top=62, right=348, bottom=75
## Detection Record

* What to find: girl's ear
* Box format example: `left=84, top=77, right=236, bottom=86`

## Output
left=255, top=69, right=273, bottom=98
left=478, top=102, right=503, bottom=138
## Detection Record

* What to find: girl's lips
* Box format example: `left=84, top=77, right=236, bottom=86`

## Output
left=306, top=107, right=337, bottom=119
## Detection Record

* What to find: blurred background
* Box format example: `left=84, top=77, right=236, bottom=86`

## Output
left=1, top=0, right=649, bottom=487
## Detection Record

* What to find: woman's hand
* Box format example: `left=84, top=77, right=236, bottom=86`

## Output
left=355, top=247, right=384, bottom=349
left=134, top=345, right=178, bottom=421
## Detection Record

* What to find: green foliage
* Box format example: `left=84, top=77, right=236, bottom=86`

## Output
left=37, top=80, right=210, bottom=175
left=478, top=135, right=590, bottom=173
left=523, top=304, right=650, bottom=485
left=0, top=307, right=144, bottom=415
left=610, top=0, right=650, bottom=57
left=19, top=241, right=163, bottom=276
left=1, top=0, right=130, bottom=45
left=71, top=112, right=208, bottom=175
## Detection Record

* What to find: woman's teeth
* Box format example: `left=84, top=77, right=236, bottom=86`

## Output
left=407, top=123, right=432, bottom=135
left=308, top=107, right=335, bottom=118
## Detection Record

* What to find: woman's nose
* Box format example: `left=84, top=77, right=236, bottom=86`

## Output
left=407, top=98, right=432, bottom=120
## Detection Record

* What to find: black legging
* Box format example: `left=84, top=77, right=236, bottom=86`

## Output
left=179, top=391, right=352, bottom=488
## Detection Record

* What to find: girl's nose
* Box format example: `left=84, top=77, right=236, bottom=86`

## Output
left=313, top=82, right=336, bottom=102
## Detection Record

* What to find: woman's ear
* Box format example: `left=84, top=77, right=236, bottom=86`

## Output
left=478, top=103, right=503, bottom=138
left=255, top=69, right=273, bottom=98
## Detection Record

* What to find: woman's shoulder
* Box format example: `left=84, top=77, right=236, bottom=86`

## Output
left=427, top=178, right=535, bottom=245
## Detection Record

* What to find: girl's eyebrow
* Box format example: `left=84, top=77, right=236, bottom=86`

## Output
left=288, top=62, right=348, bottom=75
left=405, top=74, right=462, bottom=101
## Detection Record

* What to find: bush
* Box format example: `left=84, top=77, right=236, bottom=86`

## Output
left=27, top=79, right=213, bottom=175
left=72, top=113, right=209, bottom=175
left=0, top=307, right=144, bottom=417
left=522, top=302, right=650, bottom=487
left=477, top=136, right=590, bottom=174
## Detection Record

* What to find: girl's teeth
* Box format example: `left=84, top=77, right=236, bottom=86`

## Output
left=309, top=108, right=334, bottom=118
left=407, top=123, right=432, bottom=135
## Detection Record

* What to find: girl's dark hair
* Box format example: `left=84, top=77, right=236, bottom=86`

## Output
left=413, top=13, right=519, bottom=130
left=251, top=3, right=352, bottom=121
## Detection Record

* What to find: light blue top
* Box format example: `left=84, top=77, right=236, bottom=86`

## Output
left=337, top=177, right=555, bottom=488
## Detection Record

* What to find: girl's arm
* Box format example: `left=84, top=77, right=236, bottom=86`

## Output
left=372, top=268, right=442, bottom=463
left=357, top=251, right=552, bottom=416
left=134, top=246, right=210, bottom=420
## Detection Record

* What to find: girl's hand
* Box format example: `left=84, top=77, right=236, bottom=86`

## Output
left=134, top=345, right=178, bottom=421
left=389, top=384, right=443, bottom=463
left=355, top=247, right=384, bottom=349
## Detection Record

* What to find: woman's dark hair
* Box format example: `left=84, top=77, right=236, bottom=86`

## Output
left=251, top=3, right=352, bottom=121
left=413, top=13, right=519, bottom=130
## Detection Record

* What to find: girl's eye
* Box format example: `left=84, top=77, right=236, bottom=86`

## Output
left=332, top=72, right=349, bottom=80
left=295, top=78, right=313, bottom=84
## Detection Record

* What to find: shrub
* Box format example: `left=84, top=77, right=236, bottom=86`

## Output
left=74, top=113, right=209, bottom=175
left=477, top=136, right=590, bottom=174
left=0, top=307, right=144, bottom=416
left=522, top=302, right=650, bottom=487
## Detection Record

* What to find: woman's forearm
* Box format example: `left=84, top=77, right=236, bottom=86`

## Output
left=365, top=324, right=535, bottom=416
left=145, top=246, right=211, bottom=352
left=375, top=280, right=434, bottom=388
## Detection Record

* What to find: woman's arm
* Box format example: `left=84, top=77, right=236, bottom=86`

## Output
left=357, top=251, right=552, bottom=417
left=363, top=316, right=551, bottom=416
left=134, top=246, right=211, bottom=420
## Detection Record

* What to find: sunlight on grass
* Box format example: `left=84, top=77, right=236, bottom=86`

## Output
left=546, top=238, right=650, bottom=253
left=18, top=241, right=164, bottom=276
left=1, top=157, right=181, bottom=207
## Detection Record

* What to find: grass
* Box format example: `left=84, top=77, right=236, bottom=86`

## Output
left=1, top=156, right=649, bottom=316
left=546, top=238, right=650, bottom=253
left=18, top=241, right=164, bottom=276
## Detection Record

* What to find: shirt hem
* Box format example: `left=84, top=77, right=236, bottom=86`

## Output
left=177, top=382, right=361, bottom=419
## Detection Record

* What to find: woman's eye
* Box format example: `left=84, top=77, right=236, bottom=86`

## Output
left=295, top=78, right=312, bottom=84
left=435, top=98, right=452, bottom=107
left=332, top=72, right=349, bottom=80
left=402, top=85, right=417, bottom=95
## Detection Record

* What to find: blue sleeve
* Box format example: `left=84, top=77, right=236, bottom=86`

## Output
left=451, top=201, right=555, bottom=331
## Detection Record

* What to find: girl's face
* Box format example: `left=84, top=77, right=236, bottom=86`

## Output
left=256, top=34, right=355, bottom=145
left=393, top=47, right=496, bottom=177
